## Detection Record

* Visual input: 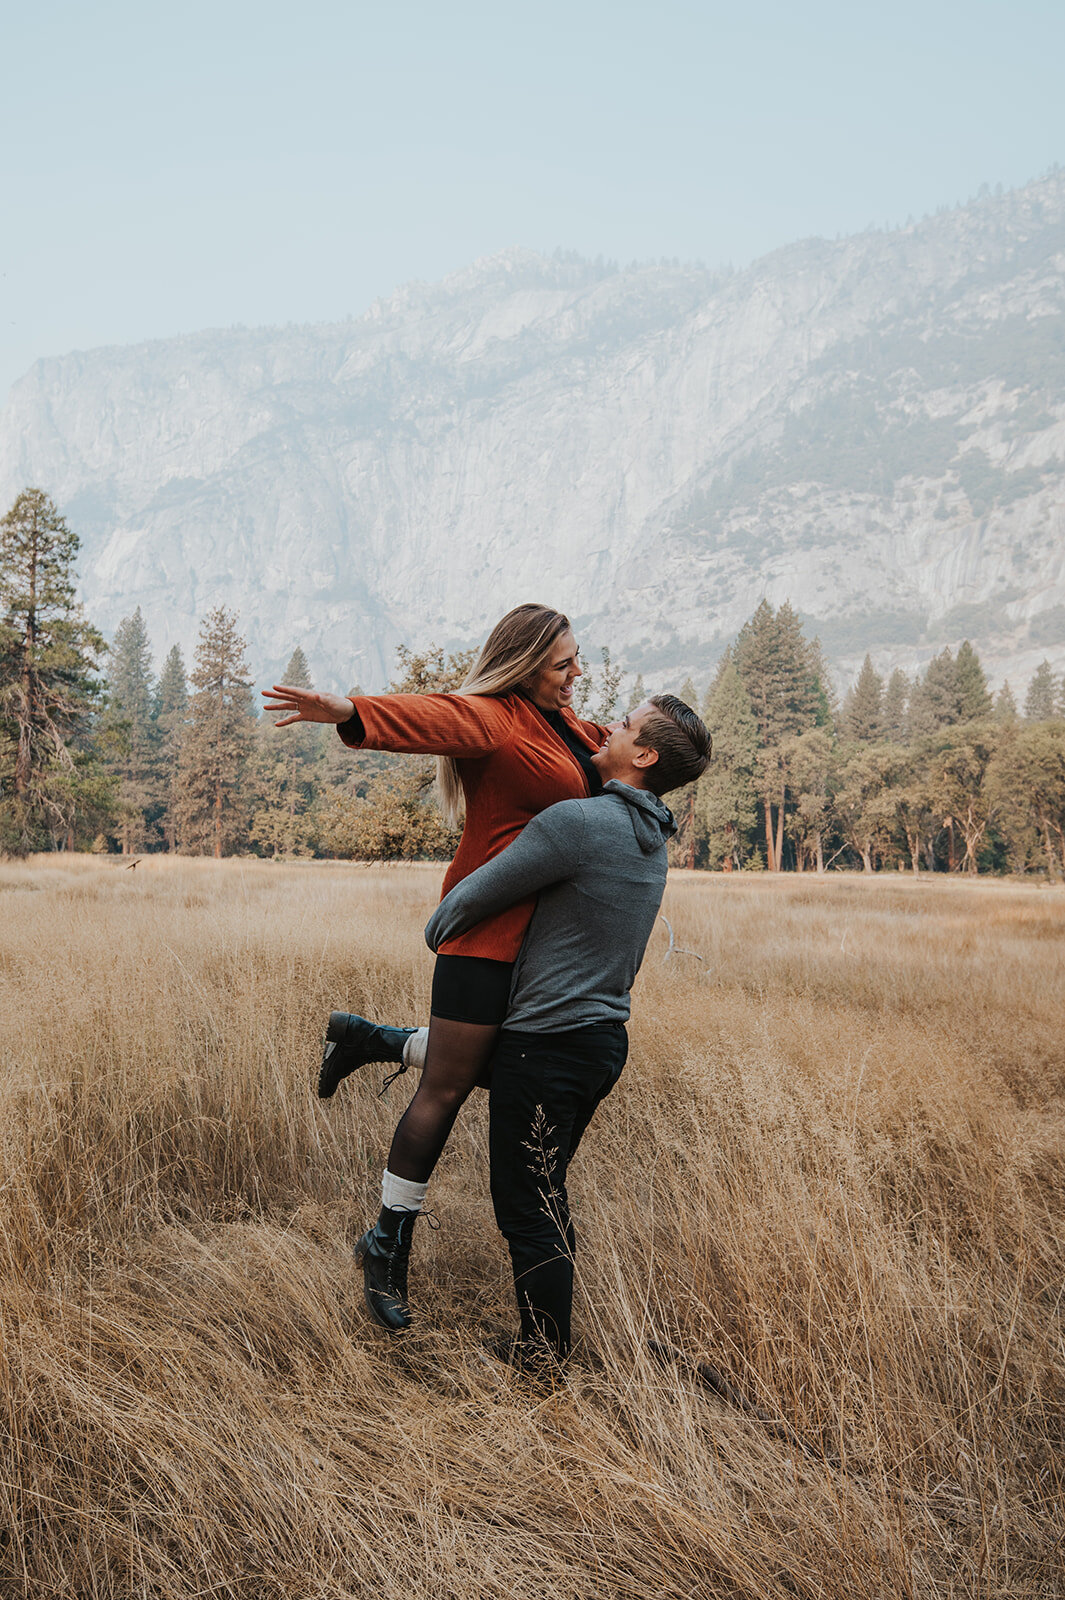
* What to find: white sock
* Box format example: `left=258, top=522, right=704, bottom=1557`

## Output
left=381, top=1168, right=428, bottom=1213
left=402, top=1027, right=429, bottom=1071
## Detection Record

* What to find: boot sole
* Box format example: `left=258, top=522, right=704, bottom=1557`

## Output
left=318, top=1013, right=356, bottom=1099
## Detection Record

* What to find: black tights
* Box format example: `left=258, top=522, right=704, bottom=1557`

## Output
left=386, top=1016, right=500, bottom=1183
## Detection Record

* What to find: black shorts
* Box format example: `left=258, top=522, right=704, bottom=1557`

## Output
left=431, top=955, right=514, bottom=1026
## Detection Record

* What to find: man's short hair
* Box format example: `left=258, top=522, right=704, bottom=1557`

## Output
left=635, top=694, right=712, bottom=796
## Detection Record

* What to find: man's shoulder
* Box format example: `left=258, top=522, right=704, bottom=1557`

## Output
left=534, top=795, right=593, bottom=829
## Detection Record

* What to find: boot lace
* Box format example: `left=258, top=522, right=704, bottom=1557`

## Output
left=379, top=1061, right=408, bottom=1095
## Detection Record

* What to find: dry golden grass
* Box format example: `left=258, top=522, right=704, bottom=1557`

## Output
left=0, top=856, right=1062, bottom=1599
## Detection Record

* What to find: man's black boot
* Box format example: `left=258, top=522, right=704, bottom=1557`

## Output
left=318, top=1012, right=415, bottom=1099
left=488, top=1332, right=567, bottom=1388
left=354, top=1206, right=419, bottom=1331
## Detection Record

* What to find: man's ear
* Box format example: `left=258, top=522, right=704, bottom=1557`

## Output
left=632, top=745, right=659, bottom=770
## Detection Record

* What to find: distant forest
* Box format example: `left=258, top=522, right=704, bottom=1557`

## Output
left=3, top=489, right=1064, bottom=876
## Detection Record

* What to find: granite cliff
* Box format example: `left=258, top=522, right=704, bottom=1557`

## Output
left=1, top=171, right=1063, bottom=693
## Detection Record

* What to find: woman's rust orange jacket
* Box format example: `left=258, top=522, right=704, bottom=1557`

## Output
left=339, top=691, right=608, bottom=961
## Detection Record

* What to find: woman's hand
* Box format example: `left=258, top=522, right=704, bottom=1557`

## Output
left=261, top=684, right=356, bottom=727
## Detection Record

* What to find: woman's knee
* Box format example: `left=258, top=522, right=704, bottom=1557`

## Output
left=411, top=1079, right=472, bottom=1120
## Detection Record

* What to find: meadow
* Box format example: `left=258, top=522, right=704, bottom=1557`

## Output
left=0, top=856, right=1062, bottom=1599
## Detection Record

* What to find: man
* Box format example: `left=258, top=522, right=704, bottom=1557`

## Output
left=420, top=693, right=711, bottom=1370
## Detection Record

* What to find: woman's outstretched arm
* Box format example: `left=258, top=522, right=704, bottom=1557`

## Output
left=261, top=684, right=514, bottom=759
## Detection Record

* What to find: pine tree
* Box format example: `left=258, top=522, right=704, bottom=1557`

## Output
left=881, top=669, right=910, bottom=740
left=573, top=646, right=622, bottom=723
left=626, top=673, right=646, bottom=712
left=994, top=681, right=1018, bottom=723
left=665, top=676, right=704, bottom=868
left=842, top=655, right=884, bottom=741
left=954, top=639, right=993, bottom=721
left=989, top=723, right=1065, bottom=876
left=249, top=646, right=321, bottom=857
left=261, top=646, right=312, bottom=717
left=697, top=651, right=759, bottom=869
left=283, top=645, right=311, bottom=687
left=175, top=608, right=254, bottom=857
left=1025, top=660, right=1057, bottom=721
left=806, top=632, right=837, bottom=732
left=733, top=600, right=821, bottom=870
left=155, top=644, right=189, bottom=851
left=0, top=488, right=109, bottom=852
left=388, top=644, right=476, bottom=694
left=908, top=649, right=960, bottom=737
left=101, top=608, right=160, bottom=852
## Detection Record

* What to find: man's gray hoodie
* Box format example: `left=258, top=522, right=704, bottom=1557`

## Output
left=424, top=780, right=677, bottom=1033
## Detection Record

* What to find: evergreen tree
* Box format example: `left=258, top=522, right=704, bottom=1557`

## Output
left=994, top=681, right=1018, bottom=723
left=155, top=644, right=189, bottom=851
left=101, top=607, right=160, bottom=852
left=626, top=673, right=646, bottom=712
left=262, top=645, right=312, bottom=716
left=842, top=654, right=884, bottom=742
left=666, top=674, right=704, bottom=868
left=573, top=646, right=622, bottom=723
left=881, top=669, right=910, bottom=740
left=697, top=652, right=759, bottom=869
left=0, top=488, right=109, bottom=852
left=733, top=600, right=821, bottom=870
left=908, top=649, right=960, bottom=737
left=389, top=644, right=476, bottom=694
left=283, top=645, right=311, bottom=687
left=175, top=608, right=254, bottom=857
left=954, top=639, right=992, bottom=721
left=989, top=722, right=1065, bottom=876
left=806, top=633, right=838, bottom=731
left=249, top=646, right=321, bottom=857
left=1025, top=660, right=1057, bottom=721
left=156, top=644, right=190, bottom=720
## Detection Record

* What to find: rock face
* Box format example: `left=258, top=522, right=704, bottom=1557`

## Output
left=2, top=173, right=1064, bottom=694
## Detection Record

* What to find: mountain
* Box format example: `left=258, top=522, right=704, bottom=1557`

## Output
left=2, top=173, right=1064, bottom=694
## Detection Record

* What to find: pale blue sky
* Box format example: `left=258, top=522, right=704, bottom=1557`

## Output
left=2, top=0, right=1063, bottom=399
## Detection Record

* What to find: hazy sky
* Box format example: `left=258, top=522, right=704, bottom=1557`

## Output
left=2, top=0, right=1063, bottom=400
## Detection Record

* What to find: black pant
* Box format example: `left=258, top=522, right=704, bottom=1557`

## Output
left=488, top=1023, right=628, bottom=1355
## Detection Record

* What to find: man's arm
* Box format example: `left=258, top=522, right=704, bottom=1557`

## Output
left=425, top=802, right=587, bottom=950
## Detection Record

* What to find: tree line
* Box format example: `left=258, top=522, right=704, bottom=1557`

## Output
left=2, top=488, right=1063, bottom=874
left=686, top=599, right=1065, bottom=877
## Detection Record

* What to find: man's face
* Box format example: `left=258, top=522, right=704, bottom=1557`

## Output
left=591, top=702, right=658, bottom=784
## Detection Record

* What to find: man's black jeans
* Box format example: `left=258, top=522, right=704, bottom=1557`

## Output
left=488, top=1023, right=628, bottom=1355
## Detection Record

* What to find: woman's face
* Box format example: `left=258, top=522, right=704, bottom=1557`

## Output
left=524, top=629, right=582, bottom=712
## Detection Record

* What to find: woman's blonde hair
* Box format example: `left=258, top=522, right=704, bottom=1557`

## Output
left=437, top=603, right=572, bottom=825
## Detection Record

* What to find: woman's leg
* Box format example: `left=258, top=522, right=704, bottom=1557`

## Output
left=385, top=1015, right=500, bottom=1182
left=357, top=956, right=511, bottom=1330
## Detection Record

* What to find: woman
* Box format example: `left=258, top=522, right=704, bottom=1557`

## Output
left=262, top=605, right=610, bottom=1330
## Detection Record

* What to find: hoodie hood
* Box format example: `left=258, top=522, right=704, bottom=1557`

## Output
left=602, top=780, right=677, bottom=853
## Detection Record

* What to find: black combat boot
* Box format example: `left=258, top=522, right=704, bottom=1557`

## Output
left=354, top=1206, right=419, bottom=1331
left=487, top=1332, right=567, bottom=1389
left=318, top=1012, right=415, bottom=1099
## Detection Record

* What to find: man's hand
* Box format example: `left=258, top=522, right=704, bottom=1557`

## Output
left=261, top=684, right=356, bottom=727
